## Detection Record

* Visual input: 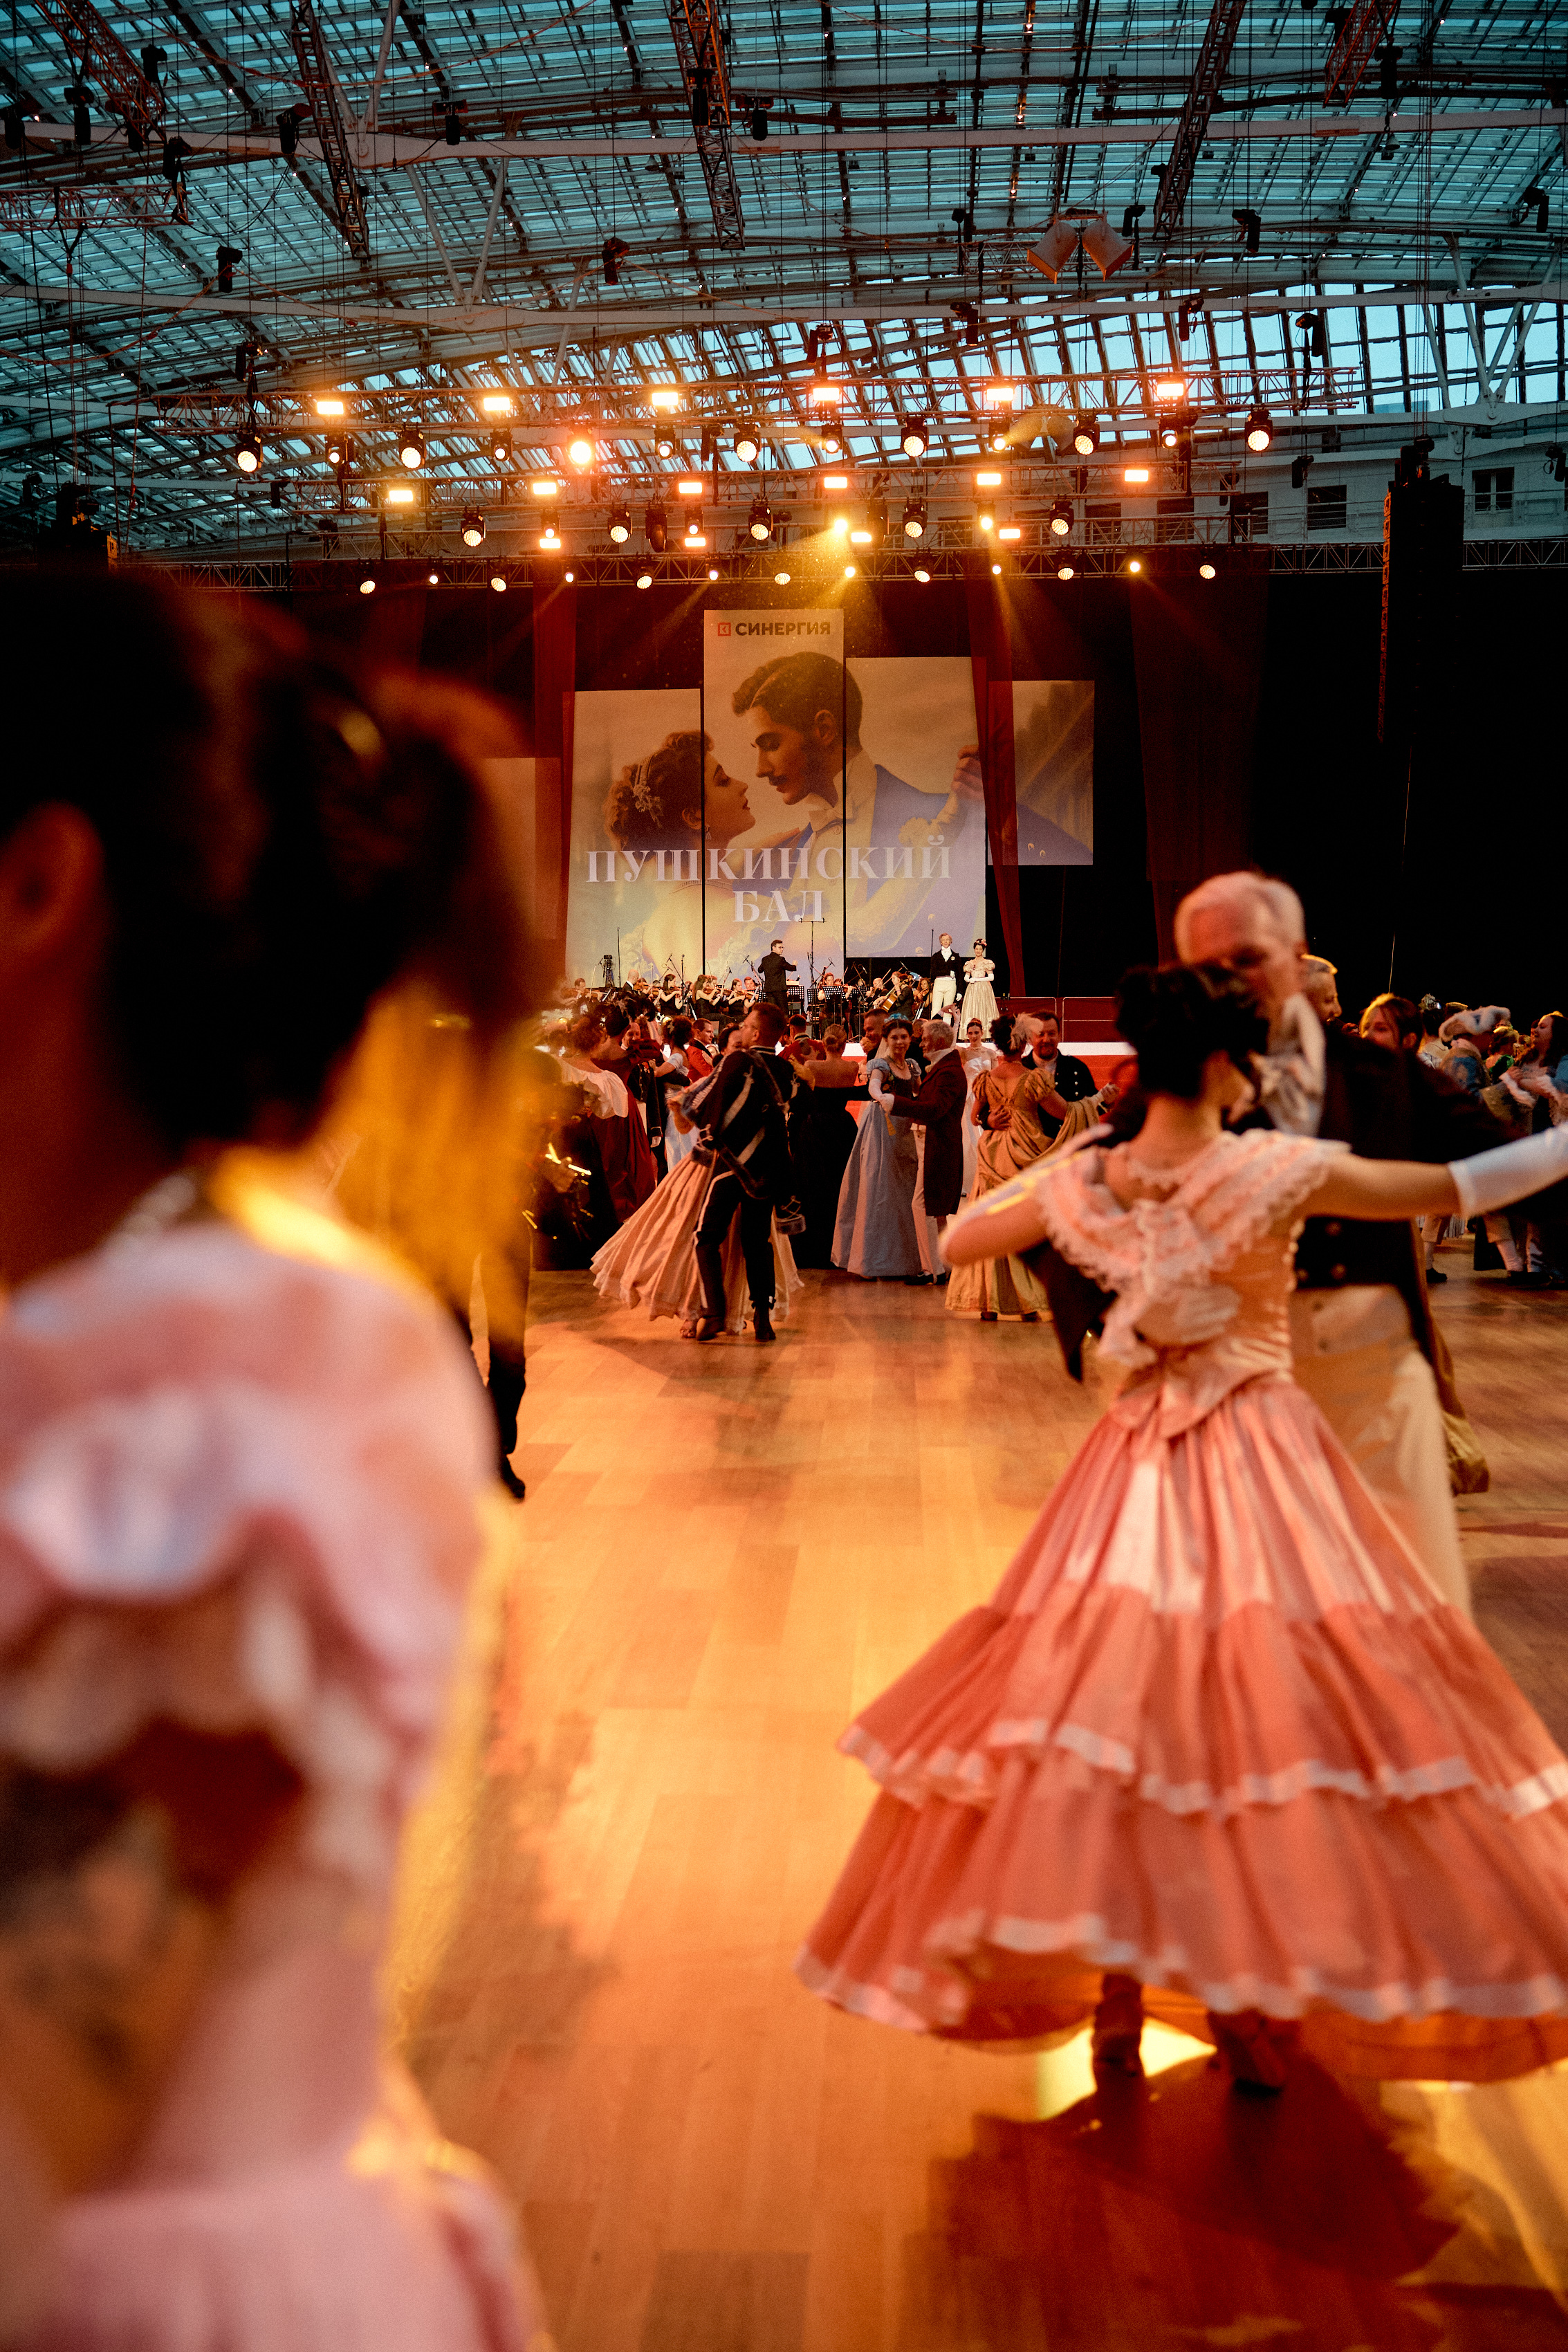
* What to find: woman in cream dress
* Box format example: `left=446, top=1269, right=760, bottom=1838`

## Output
left=959, top=939, right=999, bottom=1031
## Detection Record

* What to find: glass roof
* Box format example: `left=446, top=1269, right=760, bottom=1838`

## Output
left=1, top=0, right=1563, bottom=546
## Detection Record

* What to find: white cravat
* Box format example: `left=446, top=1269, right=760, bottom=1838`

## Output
left=1256, top=995, right=1327, bottom=1138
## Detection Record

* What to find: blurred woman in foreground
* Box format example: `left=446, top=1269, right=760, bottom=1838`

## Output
left=0, top=576, right=548, bottom=2350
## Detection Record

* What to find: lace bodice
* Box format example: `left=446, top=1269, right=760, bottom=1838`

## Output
left=1022, top=1128, right=1347, bottom=1432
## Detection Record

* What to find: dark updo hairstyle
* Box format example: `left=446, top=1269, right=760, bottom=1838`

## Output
left=603, top=730, right=708, bottom=850
left=663, top=1015, right=693, bottom=1048
left=0, top=573, right=529, bottom=1150
left=989, top=1016, right=1016, bottom=1052
left=1115, top=964, right=1269, bottom=1099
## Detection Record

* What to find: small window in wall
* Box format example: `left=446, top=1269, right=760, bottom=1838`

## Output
left=1226, top=490, right=1267, bottom=541
left=1086, top=501, right=1122, bottom=545
left=1307, top=484, right=1348, bottom=531
left=1473, top=467, right=1514, bottom=513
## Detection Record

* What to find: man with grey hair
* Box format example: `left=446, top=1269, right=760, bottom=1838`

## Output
left=1176, top=869, right=1503, bottom=1613
left=888, top=1019, right=967, bottom=1283
left=1014, top=1010, right=1102, bottom=1140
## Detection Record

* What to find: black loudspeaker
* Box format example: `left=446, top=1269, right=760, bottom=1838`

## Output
left=1378, top=438, right=1463, bottom=747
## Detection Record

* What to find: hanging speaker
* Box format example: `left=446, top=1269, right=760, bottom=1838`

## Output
left=1026, top=217, right=1080, bottom=279
left=1080, top=213, right=1135, bottom=277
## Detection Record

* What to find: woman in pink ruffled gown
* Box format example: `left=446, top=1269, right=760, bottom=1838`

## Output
left=797, top=964, right=1568, bottom=2091
left=0, top=576, right=548, bottom=2349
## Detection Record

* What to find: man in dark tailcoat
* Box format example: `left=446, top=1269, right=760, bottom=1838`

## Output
left=888, top=1020, right=968, bottom=1286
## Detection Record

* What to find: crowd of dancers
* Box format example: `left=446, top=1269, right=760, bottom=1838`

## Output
left=8, top=569, right=1568, bottom=2352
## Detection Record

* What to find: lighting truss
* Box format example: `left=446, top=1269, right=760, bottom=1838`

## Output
left=665, top=0, right=744, bottom=249
left=288, top=0, right=370, bottom=262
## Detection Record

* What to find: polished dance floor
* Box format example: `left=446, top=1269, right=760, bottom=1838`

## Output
left=394, top=1255, right=1568, bottom=2351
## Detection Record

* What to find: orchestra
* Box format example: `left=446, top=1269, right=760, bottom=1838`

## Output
left=573, top=955, right=977, bottom=1042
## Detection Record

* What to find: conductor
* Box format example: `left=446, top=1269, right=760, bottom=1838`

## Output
left=759, top=939, right=795, bottom=1011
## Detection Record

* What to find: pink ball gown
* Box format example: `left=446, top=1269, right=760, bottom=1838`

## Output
left=797, top=1128, right=1568, bottom=2083
left=0, top=1179, right=550, bottom=2350
left=590, top=1153, right=803, bottom=1334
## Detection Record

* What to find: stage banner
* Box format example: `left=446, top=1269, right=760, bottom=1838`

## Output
left=564, top=685, right=702, bottom=989
left=1011, top=681, right=1095, bottom=865
left=562, top=618, right=989, bottom=993
left=703, top=614, right=986, bottom=993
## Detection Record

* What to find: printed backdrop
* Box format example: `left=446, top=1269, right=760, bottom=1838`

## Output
left=565, top=610, right=1092, bottom=989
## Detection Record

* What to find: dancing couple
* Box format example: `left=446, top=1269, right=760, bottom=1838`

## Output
left=798, top=957, right=1568, bottom=2091
left=592, top=999, right=801, bottom=1342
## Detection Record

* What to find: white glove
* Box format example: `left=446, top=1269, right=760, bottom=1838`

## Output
left=1133, top=1285, right=1242, bottom=1349
left=1450, top=1124, right=1568, bottom=1221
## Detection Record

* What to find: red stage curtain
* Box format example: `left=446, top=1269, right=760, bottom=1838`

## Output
left=1130, top=571, right=1269, bottom=958
left=532, top=573, right=577, bottom=973
left=963, top=569, right=1027, bottom=993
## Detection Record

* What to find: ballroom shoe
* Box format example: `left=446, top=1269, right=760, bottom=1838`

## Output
left=979, top=1310, right=998, bottom=1323
left=1091, top=1974, right=1145, bottom=2079
left=934, top=1271, right=950, bottom=1286
left=499, top=1461, right=526, bottom=1501
left=753, top=1304, right=776, bottom=1343
left=694, top=1316, right=727, bottom=1343
left=1020, top=1310, right=1041, bottom=1322
left=1426, top=1266, right=1448, bottom=1284
left=903, top=1272, right=934, bottom=1287
left=1207, top=2009, right=1292, bottom=2094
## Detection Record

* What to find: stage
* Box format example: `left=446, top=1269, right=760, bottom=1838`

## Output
left=396, top=1253, right=1568, bottom=2351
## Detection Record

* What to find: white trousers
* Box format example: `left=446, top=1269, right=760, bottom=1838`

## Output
left=930, top=976, right=957, bottom=1016
left=1291, top=1333, right=1471, bottom=1615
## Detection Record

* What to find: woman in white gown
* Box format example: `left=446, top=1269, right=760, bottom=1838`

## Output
left=957, top=1017, right=997, bottom=1205
left=959, top=939, right=999, bottom=1031
left=0, top=574, right=548, bottom=2351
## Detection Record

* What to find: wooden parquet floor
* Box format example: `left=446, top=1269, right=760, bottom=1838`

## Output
left=396, top=1249, right=1568, bottom=2352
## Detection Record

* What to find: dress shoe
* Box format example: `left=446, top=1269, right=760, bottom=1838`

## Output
left=979, top=1310, right=997, bottom=1323
left=903, top=1272, right=934, bottom=1287
left=1020, top=1310, right=1041, bottom=1323
left=499, top=1461, right=526, bottom=1500
left=1426, top=1266, right=1448, bottom=1284
left=753, top=1304, right=776, bottom=1343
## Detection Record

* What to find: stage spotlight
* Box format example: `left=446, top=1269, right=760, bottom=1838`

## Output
left=991, top=562, right=1002, bottom=575
left=990, top=426, right=1011, bottom=452
left=481, top=392, right=515, bottom=415
left=903, top=499, right=926, bottom=540
left=461, top=508, right=485, bottom=547
left=1056, top=560, right=1075, bottom=580
left=1124, top=464, right=1151, bottom=484
left=649, top=384, right=682, bottom=412
left=568, top=437, right=595, bottom=469
left=914, top=567, right=931, bottom=582
left=708, top=566, right=719, bottom=580
left=646, top=504, right=668, bottom=551
left=1127, top=557, right=1144, bottom=573
left=676, top=477, right=704, bottom=497
left=385, top=484, right=416, bottom=506
left=601, top=237, right=629, bottom=285
left=234, top=430, right=263, bottom=474
left=530, top=476, right=560, bottom=497
left=1072, top=416, right=1099, bottom=456
left=491, top=571, right=508, bottom=591
left=822, top=472, right=850, bottom=491
left=565, top=570, right=575, bottom=581
left=774, top=569, right=791, bottom=584
left=976, top=502, right=996, bottom=533
left=1153, top=375, right=1187, bottom=405
left=324, top=430, right=345, bottom=466
left=636, top=571, right=653, bottom=589
left=997, top=524, right=1022, bottom=542
left=315, top=395, right=345, bottom=417
left=358, top=564, right=376, bottom=595
left=748, top=498, right=773, bottom=542
left=489, top=430, right=512, bottom=466
left=1161, top=419, right=1181, bottom=448
left=901, top=416, right=928, bottom=458
left=735, top=428, right=761, bottom=464
left=607, top=505, right=631, bottom=543
left=849, top=503, right=881, bottom=546
left=398, top=426, right=426, bottom=470
left=818, top=430, right=843, bottom=458
left=1199, top=561, right=1217, bottom=578
left=844, top=563, right=857, bottom=578
left=1245, top=404, right=1274, bottom=452
left=1049, top=498, right=1073, bottom=537
left=976, top=469, right=1003, bottom=488
left=427, top=567, right=441, bottom=585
